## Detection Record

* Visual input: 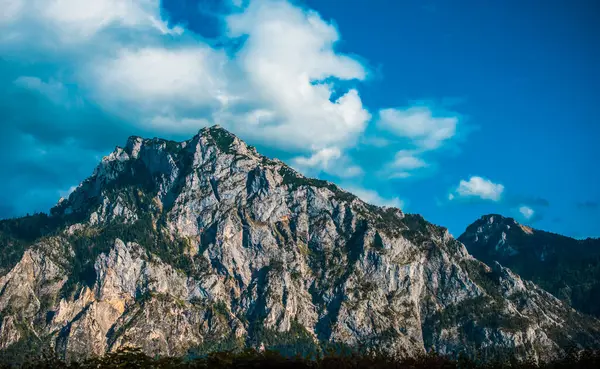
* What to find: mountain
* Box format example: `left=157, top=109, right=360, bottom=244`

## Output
left=459, top=214, right=600, bottom=317
left=1, top=126, right=599, bottom=363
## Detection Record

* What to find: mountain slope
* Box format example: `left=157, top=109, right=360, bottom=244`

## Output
left=0, top=127, right=599, bottom=363
left=459, top=214, right=600, bottom=317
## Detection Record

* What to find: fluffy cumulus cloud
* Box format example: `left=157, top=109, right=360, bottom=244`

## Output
left=519, top=205, right=535, bottom=220
left=449, top=176, right=504, bottom=202
left=2, top=0, right=370, bottom=145
left=0, top=0, right=176, bottom=47
left=0, top=0, right=378, bottom=217
left=87, top=0, right=370, bottom=152
left=0, top=0, right=467, bottom=219
left=377, top=106, right=460, bottom=178
left=220, top=0, right=371, bottom=151
left=89, top=45, right=229, bottom=124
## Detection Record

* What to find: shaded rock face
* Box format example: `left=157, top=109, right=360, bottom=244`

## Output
left=1, top=127, right=599, bottom=362
left=459, top=214, right=600, bottom=318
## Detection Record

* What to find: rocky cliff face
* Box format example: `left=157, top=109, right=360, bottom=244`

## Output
left=459, top=214, right=600, bottom=318
left=0, top=127, right=599, bottom=363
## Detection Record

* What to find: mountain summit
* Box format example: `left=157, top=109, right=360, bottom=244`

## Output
left=0, top=126, right=599, bottom=362
left=459, top=214, right=600, bottom=317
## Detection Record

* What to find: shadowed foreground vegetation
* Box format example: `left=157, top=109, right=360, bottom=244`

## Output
left=2, top=348, right=600, bottom=369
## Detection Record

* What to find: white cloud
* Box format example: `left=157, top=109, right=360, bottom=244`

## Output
left=0, top=0, right=478, bottom=217
left=1, top=0, right=372, bottom=158
left=450, top=176, right=504, bottom=201
left=378, top=106, right=458, bottom=150
left=221, top=0, right=371, bottom=152
left=377, top=106, right=460, bottom=179
left=519, top=205, right=535, bottom=220
left=1, top=0, right=175, bottom=43
left=0, top=0, right=23, bottom=24
left=90, top=46, right=228, bottom=114
left=293, top=147, right=341, bottom=169
left=345, top=186, right=404, bottom=209
left=227, top=1, right=366, bottom=81
left=292, top=147, right=363, bottom=178
left=391, top=151, right=427, bottom=170
left=147, top=116, right=212, bottom=135
left=386, top=150, right=428, bottom=178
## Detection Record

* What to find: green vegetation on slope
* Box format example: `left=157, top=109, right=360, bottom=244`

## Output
left=1, top=347, right=599, bottom=369
left=459, top=217, right=600, bottom=317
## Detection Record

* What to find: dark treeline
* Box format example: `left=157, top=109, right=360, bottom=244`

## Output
left=2, top=348, right=600, bottom=369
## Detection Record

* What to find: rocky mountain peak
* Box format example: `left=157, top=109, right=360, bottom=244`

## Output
left=53, top=125, right=384, bottom=235
left=460, top=214, right=535, bottom=252
left=459, top=214, right=600, bottom=318
left=1, top=128, right=600, bottom=363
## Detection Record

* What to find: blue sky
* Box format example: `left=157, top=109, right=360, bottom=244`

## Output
left=0, top=0, right=598, bottom=239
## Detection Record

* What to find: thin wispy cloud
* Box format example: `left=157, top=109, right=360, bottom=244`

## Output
left=377, top=106, right=461, bottom=178
left=378, top=107, right=458, bottom=150
left=345, top=186, right=404, bottom=209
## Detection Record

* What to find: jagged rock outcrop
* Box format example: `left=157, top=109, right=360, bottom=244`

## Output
left=1, top=127, right=599, bottom=363
left=459, top=214, right=600, bottom=318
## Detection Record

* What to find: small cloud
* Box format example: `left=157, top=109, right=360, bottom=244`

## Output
left=378, top=106, right=458, bottom=150
left=291, top=147, right=363, bottom=178
left=449, top=176, right=504, bottom=202
left=386, top=150, right=428, bottom=178
left=345, top=186, right=404, bottom=209
left=519, top=205, right=535, bottom=220
left=377, top=105, right=462, bottom=179
left=390, top=150, right=427, bottom=170
left=292, top=147, right=341, bottom=168
left=577, top=201, right=598, bottom=210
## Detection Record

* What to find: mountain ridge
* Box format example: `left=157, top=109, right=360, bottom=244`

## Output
left=459, top=213, right=600, bottom=317
left=0, top=126, right=599, bottom=363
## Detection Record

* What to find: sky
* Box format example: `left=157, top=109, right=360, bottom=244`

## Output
left=0, top=0, right=598, bottom=239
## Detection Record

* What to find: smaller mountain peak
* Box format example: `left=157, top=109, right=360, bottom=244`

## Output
left=480, top=213, right=507, bottom=222
left=478, top=213, right=520, bottom=226
left=462, top=214, right=536, bottom=243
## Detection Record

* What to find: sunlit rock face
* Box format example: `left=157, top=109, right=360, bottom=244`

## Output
left=1, top=126, right=599, bottom=362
